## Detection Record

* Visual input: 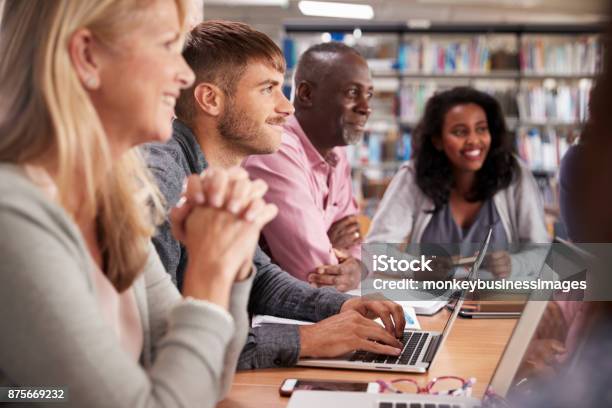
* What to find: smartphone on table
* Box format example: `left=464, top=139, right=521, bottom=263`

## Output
left=279, top=378, right=380, bottom=397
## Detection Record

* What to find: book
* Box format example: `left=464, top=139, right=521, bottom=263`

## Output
left=516, top=81, right=593, bottom=123
left=252, top=306, right=421, bottom=330
left=345, top=289, right=446, bottom=317
left=395, top=300, right=448, bottom=316
left=517, top=126, right=577, bottom=173
left=400, top=35, right=500, bottom=74
left=520, top=35, right=600, bottom=75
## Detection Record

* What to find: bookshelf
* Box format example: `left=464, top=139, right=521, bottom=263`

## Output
left=283, top=23, right=603, bottom=237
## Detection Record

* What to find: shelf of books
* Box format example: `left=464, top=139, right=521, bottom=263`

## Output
left=283, top=23, right=602, bottom=236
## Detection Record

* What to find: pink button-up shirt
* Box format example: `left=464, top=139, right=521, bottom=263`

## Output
left=244, top=115, right=359, bottom=282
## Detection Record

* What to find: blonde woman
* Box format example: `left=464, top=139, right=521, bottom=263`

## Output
left=0, top=0, right=277, bottom=407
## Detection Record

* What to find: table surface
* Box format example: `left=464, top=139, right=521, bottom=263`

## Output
left=219, top=310, right=518, bottom=408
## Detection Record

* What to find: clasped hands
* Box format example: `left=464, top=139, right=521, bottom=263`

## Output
left=308, top=215, right=364, bottom=292
left=170, top=166, right=277, bottom=307
left=171, top=169, right=407, bottom=357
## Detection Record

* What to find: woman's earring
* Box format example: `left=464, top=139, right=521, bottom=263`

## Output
left=85, top=77, right=99, bottom=89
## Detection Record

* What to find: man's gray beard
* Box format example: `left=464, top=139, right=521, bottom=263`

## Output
left=342, top=127, right=365, bottom=145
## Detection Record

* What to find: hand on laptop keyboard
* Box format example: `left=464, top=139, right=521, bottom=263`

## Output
left=350, top=331, right=430, bottom=365
left=340, top=296, right=407, bottom=337
left=299, top=310, right=404, bottom=358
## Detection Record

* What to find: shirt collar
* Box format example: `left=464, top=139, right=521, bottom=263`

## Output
left=284, top=115, right=340, bottom=169
left=172, top=119, right=209, bottom=172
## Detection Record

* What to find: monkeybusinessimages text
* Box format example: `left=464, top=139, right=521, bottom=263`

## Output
left=371, top=254, right=587, bottom=294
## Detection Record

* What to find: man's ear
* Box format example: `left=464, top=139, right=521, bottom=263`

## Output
left=295, top=81, right=314, bottom=108
left=69, top=28, right=102, bottom=90
left=194, top=83, right=224, bottom=117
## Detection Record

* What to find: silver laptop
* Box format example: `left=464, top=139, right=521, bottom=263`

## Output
left=297, top=229, right=493, bottom=373
left=288, top=271, right=556, bottom=408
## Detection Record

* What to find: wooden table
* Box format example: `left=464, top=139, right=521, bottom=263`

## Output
left=219, top=311, right=517, bottom=407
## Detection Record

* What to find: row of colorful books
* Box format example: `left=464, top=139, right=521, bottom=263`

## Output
left=516, top=81, right=593, bottom=123
left=516, top=126, right=575, bottom=172
left=398, top=85, right=520, bottom=124
left=347, top=125, right=575, bottom=174
left=346, top=131, right=413, bottom=168
left=397, top=81, right=592, bottom=125
left=398, top=36, right=493, bottom=73
left=398, top=84, right=438, bottom=124
left=520, top=36, right=600, bottom=75
left=396, top=35, right=601, bottom=75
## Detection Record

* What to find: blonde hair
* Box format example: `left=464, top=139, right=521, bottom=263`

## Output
left=0, top=0, right=187, bottom=291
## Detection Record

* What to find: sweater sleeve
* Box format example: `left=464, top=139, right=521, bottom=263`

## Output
left=234, top=246, right=350, bottom=370
left=367, top=163, right=418, bottom=244
left=145, top=144, right=189, bottom=287
left=249, top=246, right=350, bottom=321
left=559, top=145, right=586, bottom=241
left=514, top=162, right=550, bottom=243
left=143, top=247, right=253, bottom=401
left=503, top=162, right=551, bottom=278
left=0, top=185, right=245, bottom=408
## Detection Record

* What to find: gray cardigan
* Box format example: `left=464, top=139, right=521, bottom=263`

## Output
left=0, top=164, right=252, bottom=408
left=367, top=160, right=550, bottom=244
left=144, top=120, right=350, bottom=369
left=367, top=160, right=550, bottom=278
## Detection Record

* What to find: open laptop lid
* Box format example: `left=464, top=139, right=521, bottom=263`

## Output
left=486, top=296, right=549, bottom=398
left=484, top=233, right=600, bottom=401
left=429, top=227, right=493, bottom=367
left=486, top=259, right=561, bottom=399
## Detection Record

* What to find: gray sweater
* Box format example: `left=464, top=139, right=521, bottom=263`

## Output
left=144, top=120, right=351, bottom=369
left=0, top=163, right=252, bottom=408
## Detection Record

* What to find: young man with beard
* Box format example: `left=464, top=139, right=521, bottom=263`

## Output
left=244, top=42, right=373, bottom=292
left=145, top=21, right=405, bottom=370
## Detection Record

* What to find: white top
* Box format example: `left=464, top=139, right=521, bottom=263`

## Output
left=366, top=160, right=550, bottom=278
left=367, top=160, right=550, bottom=245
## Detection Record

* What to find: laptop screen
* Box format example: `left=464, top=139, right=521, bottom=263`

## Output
left=504, top=300, right=589, bottom=401
left=486, top=239, right=596, bottom=404
left=426, top=228, right=493, bottom=369
left=486, top=266, right=591, bottom=405
left=438, top=228, right=492, bottom=340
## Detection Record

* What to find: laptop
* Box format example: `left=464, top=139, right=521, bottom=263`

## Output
left=287, top=266, right=557, bottom=408
left=297, top=229, right=493, bottom=373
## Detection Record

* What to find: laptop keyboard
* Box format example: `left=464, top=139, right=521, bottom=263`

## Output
left=377, top=403, right=465, bottom=408
left=349, top=331, right=430, bottom=365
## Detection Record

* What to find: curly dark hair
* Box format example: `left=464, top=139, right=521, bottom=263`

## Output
left=413, top=86, right=518, bottom=211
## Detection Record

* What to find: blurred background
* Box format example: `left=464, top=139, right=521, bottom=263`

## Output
left=202, top=0, right=608, bottom=239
